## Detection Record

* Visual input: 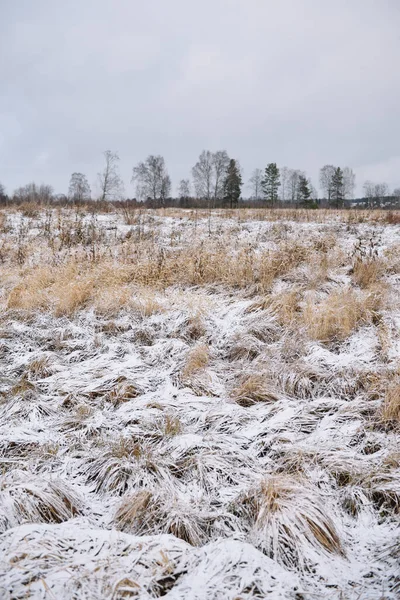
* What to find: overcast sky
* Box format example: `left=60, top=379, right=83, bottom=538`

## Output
left=1, top=0, right=399, bottom=197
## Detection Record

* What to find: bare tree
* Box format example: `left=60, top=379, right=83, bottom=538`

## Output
left=363, top=181, right=375, bottom=208
left=192, top=151, right=213, bottom=205
left=310, top=182, right=318, bottom=202
left=248, top=168, right=263, bottom=201
left=342, top=167, right=356, bottom=201
left=363, top=181, right=389, bottom=208
left=375, top=183, right=389, bottom=206
left=68, top=173, right=91, bottom=203
left=288, top=169, right=302, bottom=206
left=192, top=150, right=230, bottom=207
left=13, top=182, right=54, bottom=204
left=319, top=165, right=336, bottom=202
left=280, top=166, right=290, bottom=203
left=178, top=178, right=191, bottom=198
left=160, top=173, right=171, bottom=207
left=212, top=150, right=230, bottom=206
left=132, top=155, right=170, bottom=207
left=393, top=187, right=400, bottom=198
left=98, top=150, right=124, bottom=201
left=178, top=179, right=191, bottom=207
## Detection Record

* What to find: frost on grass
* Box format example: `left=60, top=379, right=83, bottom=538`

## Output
left=0, top=523, right=300, bottom=600
left=0, top=208, right=399, bottom=599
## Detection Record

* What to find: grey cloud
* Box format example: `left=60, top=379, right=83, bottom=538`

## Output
left=0, top=0, right=399, bottom=196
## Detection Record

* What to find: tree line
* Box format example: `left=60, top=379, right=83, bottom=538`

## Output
left=1, top=149, right=399, bottom=209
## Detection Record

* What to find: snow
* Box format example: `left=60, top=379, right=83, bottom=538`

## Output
left=0, top=208, right=399, bottom=598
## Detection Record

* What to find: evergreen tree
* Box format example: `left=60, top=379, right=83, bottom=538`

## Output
left=0, top=182, right=7, bottom=205
left=223, top=159, right=242, bottom=208
left=298, top=175, right=316, bottom=208
left=331, top=167, right=344, bottom=208
left=261, top=163, right=280, bottom=206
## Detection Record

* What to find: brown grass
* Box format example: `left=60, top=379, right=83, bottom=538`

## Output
left=3, top=235, right=317, bottom=315
left=159, top=414, right=182, bottom=437
left=236, top=475, right=344, bottom=569
left=2, top=205, right=395, bottom=320
left=25, top=356, right=53, bottom=379
left=106, top=380, right=141, bottom=407
left=17, top=202, right=41, bottom=218
left=352, top=258, right=386, bottom=289
left=0, top=472, right=82, bottom=533
left=303, top=287, right=385, bottom=343
left=262, top=290, right=301, bottom=327
left=231, top=374, right=280, bottom=407
left=384, top=211, right=400, bottom=225
left=179, top=313, right=206, bottom=341
left=181, top=344, right=209, bottom=378
left=380, top=379, right=400, bottom=427
left=114, top=489, right=211, bottom=546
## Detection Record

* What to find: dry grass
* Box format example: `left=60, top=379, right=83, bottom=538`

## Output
left=2, top=206, right=395, bottom=320
left=180, top=343, right=212, bottom=395
left=235, top=476, right=344, bottom=570
left=0, top=212, right=6, bottom=232
left=17, top=202, right=41, bottom=218
left=114, top=489, right=212, bottom=546
left=384, top=211, right=400, bottom=225
left=181, top=344, right=209, bottom=378
left=178, top=313, right=206, bottom=341
left=231, top=374, right=280, bottom=407
left=303, top=287, right=385, bottom=343
left=352, top=257, right=386, bottom=289
left=106, top=380, right=141, bottom=407
left=3, top=236, right=317, bottom=315
left=9, top=375, right=37, bottom=397
left=83, top=438, right=164, bottom=495
left=379, top=379, right=400, bottom=427
left=0, top=207, right=399, bottom=597
left=157, top=413, right=182, bottom=437
left=261, top=290, right=301, bottom=327
left=25, top=356, right=53, bottom=379
left=0, top=471, right=82, bottom=533
left=6, top=262, right=167, bottom=317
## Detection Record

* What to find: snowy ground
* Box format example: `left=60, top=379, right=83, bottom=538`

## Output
left=0, top=208, right=399, bottom=599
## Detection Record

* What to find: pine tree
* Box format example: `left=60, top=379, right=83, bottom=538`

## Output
left=298, top=175, right=315, bottom=208
left=261, top=163, right=280, bottom=206
left=223, top=159, right=242, bottom=208
left=331, top=167, right=344, bottom=208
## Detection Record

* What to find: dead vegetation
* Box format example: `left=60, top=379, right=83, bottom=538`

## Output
left=235, top=476, right=344, bottom=570
left=114, top=489, right=213, bottom=546
left=379, top=378, right=400, bottom=428
left=231, top=374, right=281, bottom=406
left=303, top=287, right=386, bottom=343
left=0, top=207, right=399, bottom=599
left=0, top=471, right=82, bottom=533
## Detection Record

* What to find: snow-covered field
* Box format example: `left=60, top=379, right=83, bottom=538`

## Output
left=0, top=207, right=399, bottom=599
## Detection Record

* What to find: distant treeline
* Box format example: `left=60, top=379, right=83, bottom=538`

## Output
left=1, top=150, right=399, bottom=209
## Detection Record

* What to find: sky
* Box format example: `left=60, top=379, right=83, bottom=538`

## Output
left=1, top=0, right=400, bottom=198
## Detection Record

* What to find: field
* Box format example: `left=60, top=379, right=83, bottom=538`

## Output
left=0, top=206, right=399, bottom=599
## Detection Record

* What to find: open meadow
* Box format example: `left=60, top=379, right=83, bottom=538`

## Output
left=0, top=206, right=399, bottom=599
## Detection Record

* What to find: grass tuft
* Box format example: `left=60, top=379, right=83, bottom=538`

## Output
left=0, top=471, right=82, bottom=533
left=231, top=374, right=280, bottom=407
left=235, top=476, right=344, bottom=570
